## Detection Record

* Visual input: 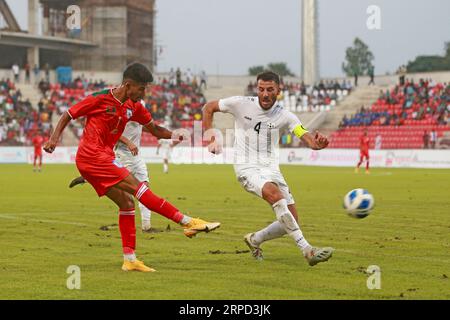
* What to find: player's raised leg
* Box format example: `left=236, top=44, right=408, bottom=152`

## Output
left=114, top=173, right=220, bottom=238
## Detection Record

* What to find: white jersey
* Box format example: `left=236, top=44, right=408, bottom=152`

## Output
left=219, top=96, right=303, bottom=170
left=158, top=139, right=172, bottom=160
left=115, top=121, right=143, bottom=155
left=159, top=139, right=172, bottom=149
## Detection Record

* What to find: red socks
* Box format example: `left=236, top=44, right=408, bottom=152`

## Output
left=119, top=184, right=185, bottom=256
left=134, top=182, right=184, bottom=224
left=119, top=209, right=136, bottom=255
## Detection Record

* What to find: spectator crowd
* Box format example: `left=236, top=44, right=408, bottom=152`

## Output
left=338, top=79, right=449, bottom=129
left=246, top=79, right=353, bottom=113
left=0, top=78, right=54, bottom=146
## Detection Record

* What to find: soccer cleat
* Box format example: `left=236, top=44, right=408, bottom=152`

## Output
left=244, top=233, right=263, bottom=261
left=354, top=168, right=359, bottom=174
left=69, top=176, right=86, bottom=188
left=365, top=170, right=371, bottom=175
left=183, top=218, right=221, bottom=238
left=304, top=247, right=334, bottom=266
left=122, top=259, right=156, bottom=272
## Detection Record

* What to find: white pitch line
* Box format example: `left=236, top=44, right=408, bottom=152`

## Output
left=0, top=213, right=88, bottom=227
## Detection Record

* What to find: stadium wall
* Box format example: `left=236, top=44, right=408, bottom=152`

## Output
left=1, top=147, right=450, bottom=169
left=1, top=69, right=448, bottom=87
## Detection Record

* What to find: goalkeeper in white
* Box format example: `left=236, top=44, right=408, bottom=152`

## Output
left=202, top=71, right=334, bottom=266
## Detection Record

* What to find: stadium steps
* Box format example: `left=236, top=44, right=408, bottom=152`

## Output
left=16, top=84, right=41, bottom=107
left=203, top=85, right=245, bottom=132
left=318, top=84, right=388, bottom=136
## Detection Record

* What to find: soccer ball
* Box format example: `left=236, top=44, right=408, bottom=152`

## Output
left=343, top=189, right=375, bottom=218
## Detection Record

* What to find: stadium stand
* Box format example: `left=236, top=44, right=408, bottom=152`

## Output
left=330, top=79, right=450, bottom=149
left=36, top=75, right=206, bottom=147
left=140, top=77, right=207, bottom=146
left=0, top=78, right=53, bottom=146
left=246, top=79, right=353, bottom=113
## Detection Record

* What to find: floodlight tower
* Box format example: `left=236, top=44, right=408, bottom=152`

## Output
left=301, top=0, right=319, bottom=85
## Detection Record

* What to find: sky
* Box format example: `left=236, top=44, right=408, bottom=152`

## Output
left=5, top=0, right=450, bottom=77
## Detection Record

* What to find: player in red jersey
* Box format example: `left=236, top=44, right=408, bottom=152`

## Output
left=32, top=131, right=45, bottom=172
left=44, top=63, right=220, bottom=272
left=355, top=129, right=370, bottom=174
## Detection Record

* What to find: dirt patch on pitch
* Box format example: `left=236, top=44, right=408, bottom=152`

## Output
left=209, top=249, right=250, bottom=255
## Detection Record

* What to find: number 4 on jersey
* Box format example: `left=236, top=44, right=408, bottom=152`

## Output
left=254, top=122, right=262, bottom=134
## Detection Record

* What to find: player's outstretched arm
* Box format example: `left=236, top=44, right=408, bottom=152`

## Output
left=300, top=131, right=329, bottom=150
left=143, top=122, right=172, bottom=140
left=202, top=100, right=221, bottom=132
left=43, top=112, right=72, bottom=154
left=119, top=136, right=138, bottom=156
left=202, top=101, right=223, bottom=154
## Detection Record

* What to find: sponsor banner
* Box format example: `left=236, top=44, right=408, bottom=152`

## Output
left=24, top=147, right=78, bottom=164
left=1, top=147, right=450, bottom=168
left=0, top=147, right=27, bottom=163
left=281, top=149, right=450, bottom=168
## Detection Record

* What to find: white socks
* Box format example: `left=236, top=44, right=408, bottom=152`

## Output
left=124, top=253, right=136, bottom=262
left=163, top=163, right=168, bottom=173
left=252, top=221, right=286, bottom=245
left=139, top=203, right=151, bottom=230
left=272, top=199, right=311, bottom=252
left=180, top=215, right=192, bottom=226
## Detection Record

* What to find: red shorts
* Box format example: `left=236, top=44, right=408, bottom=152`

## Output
left=76, top=156, right=130, bottom=197
left=34, top=149, right=42, bottom=157
left=360, top=150, right=369, bottom=159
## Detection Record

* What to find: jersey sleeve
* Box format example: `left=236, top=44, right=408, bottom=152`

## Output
left=285, top=111, right=308, bottom=138
left=67, top=95, right=98, bottom=120
left=130, top=101, right=152, bottom=125
left=218, top=96, right=246, bottom=115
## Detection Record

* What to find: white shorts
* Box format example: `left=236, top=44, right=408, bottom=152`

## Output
left=160, top=147, right=171, bottom=160
left=235, top=166, right=295, bottom=205
left=115, top=151, right=149, bottom=183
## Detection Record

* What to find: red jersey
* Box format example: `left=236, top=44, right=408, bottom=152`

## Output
left=32, top=135, right=44, bottom=154
left=359, top=135, right=370, bottom=152
left=68, top=89, right=152, bottom=161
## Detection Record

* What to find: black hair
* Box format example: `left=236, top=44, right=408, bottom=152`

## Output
left=123, top=62, right=153, bottom=84
left=257, top=71, right=280, bottom=85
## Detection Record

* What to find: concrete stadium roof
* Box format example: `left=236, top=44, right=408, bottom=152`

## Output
left=0, top=30, right=96, bottom=51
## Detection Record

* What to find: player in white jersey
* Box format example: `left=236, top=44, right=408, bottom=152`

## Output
left=202, top=71, right=334, bottom=266
left=157, top=139, right=173, bottom=174
left=114, top=120, right=153, bottom=232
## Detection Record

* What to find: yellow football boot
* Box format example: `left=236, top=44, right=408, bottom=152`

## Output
left=183, top=218, right=221, bottom=238
left=122, top=259, right=156, bottom=272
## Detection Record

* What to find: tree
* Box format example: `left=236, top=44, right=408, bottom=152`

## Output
left=248, top=62, right=295, bottom=77
left=248, top=65, right=265, bottom=76
left=407, top=41, right=450, bottom=72
left=267, top=62, right=295, bottom=77
left=342, top=38, right=375, bottom=77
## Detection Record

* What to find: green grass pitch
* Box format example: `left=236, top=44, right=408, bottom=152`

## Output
left=0, top=164, right=449, bottom=299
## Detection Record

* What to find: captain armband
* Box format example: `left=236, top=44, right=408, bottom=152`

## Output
left=293, top=124, right=309, bottom=138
